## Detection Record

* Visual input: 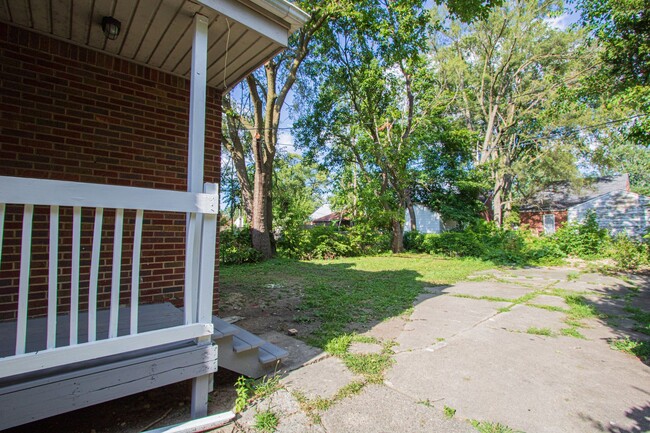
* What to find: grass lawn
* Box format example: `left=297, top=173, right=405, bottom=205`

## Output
left=219, top=254, right=494, bottom=348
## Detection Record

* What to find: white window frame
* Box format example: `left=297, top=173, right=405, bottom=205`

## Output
left=543, top=214, right=556, bottom=235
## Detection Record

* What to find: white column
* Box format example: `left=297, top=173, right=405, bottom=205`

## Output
left=186, top=13, right=212, bottom=420
left=185, top=13, right=209, bottom=325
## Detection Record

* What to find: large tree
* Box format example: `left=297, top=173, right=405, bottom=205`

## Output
left=222, top=1, right=348, bottom=258
left=434, top=0, right=597, bottom=225
left=296, top=0, right=437, bottom=252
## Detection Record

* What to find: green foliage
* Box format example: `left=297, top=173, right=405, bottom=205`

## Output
left=253, top=410, right=279, bottom=433
left=220, top=228, right=264, bottom=265
left=404, top=211, right=649, bottom=268
left=443, top=405, right=456, bottom=418
left=470, top=420, right=522, bottom=433
left=272, top=153, right=326, bottom=234
left=278, top=225, right=391, bottom=260
left=608, top=234, right=650, bottom=270
left=553, top=212, right=610, bottom=258
left=610, top=337, right=650, bottom=363
left=526, top=327, right=553, bottom=336
left=234, top=376, right=254, bottom=413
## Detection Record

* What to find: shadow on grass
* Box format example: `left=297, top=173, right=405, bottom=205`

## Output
left=219, top=256, right=462, bottom=349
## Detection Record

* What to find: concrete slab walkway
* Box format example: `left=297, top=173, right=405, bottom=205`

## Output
left=220, top=267, right=650, bottom=433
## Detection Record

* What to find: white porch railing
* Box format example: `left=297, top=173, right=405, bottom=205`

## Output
left=0, top=175, right=219, bottom=378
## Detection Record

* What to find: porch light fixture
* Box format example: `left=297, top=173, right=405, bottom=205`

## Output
left=101, top=16, right=121, bottom=40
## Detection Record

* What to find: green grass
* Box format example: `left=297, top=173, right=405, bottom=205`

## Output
left=526, top=327, right=553, bottom=336
left=610, top=337, right=650, bottom=362
left=470, top=420, right=523, bottom=433
left=624, top=306, right=650, bottom=335
left=220, top=255, right=493, bottom=348
left=444, top=405, right=456, bottom=418
left=324, top=334, right=395, bottom=383
left=560, top=327, right=586, bottom=339
left=253, top=410, right=279, bottom=432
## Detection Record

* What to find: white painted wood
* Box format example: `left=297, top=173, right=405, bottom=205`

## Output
left=130, top=209, right=144, bottom=335
left=195, top=0, right=288, bottom=46
left=134, top=0, right=184, bottom=63
left=86, top=0, right=113, bottom=49
left=148, top=0, right=202, bottom=68
left=0, top=344, right=219, bottom=431
left=188, top=13, right=208, bottom=195
left=103, top=0, right=137, bottom=53
left=184, top=212, right=197, bottom=325
left=109, top=208, right=124, bottom=339
left=198, top=183, right=219, bottom=325
left=15, top=204, right=34, bottom=355
left=69, top=0, right=93, bottom=44
left=143, top=411, right=235, bottom=433
left=47, top=205, right=59, bottom=350
left=28, top=0, right=51, bottom=33
left=0, top=0, right=11, bottom=21
left=50, top=0, right=72, bottom=39
left=117, top=0, right=159, bottom=59
left=0, top=323, right=214, bottom=378
left=7, top=0, right=31, bottom=27
left=0, top=203, right=5, bottom=269
left=70, top=206, right=81, bottom=345
left=88, top=207, right=104, bottom=342
left=185, top=13, right=209, bottom=326
left=190, top=372, right=210, bottom=418
left=0, top=176, right=218, bottom=214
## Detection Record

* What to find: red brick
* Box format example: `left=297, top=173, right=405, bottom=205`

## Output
left=0, top=23, right=222, bottom=320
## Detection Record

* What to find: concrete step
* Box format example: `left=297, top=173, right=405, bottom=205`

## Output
left=211, top=315, right=288, bottom=378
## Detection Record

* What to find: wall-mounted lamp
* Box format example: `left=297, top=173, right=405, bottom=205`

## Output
left=101, top=16, right=121, bottom=40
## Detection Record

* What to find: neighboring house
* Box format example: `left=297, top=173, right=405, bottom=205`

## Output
left=309, top=204, right=352, bottom=227
left=310, top=203, right=333, bottom=221
left=519, top=174, right=650, bottom=237
left=0, top=1, right=307, bottom=430
left=404, top=204, right=455, bottom=234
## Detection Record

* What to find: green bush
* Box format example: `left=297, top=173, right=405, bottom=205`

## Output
left=219, top=228, right=264, bottom=265
left=609, top=234, right=650, bottom=270
left=277, top=225, right=390, bottom=260
left=553, top=211, right=611, bottom=258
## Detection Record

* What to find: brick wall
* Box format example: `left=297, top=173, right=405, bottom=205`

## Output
left=0, top=23, right=221, bottom=320
left=520, top=210, right=568, bottom=235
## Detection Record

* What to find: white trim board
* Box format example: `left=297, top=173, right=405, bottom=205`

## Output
left=0, top=176, right=219, bottom=214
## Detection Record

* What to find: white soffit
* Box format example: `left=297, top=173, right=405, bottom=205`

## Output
left=0, top=0, right=308, bottom=90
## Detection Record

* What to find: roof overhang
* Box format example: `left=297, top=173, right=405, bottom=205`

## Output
left=0, top=0, right=309, bottom=91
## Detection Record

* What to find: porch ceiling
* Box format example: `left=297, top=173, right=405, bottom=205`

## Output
left=0, top=0, right=306, bottom=90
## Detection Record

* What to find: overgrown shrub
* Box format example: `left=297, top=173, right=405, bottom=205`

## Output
left=609, top=234, right=650, bottom=270
left=277, top=225, right=390, bottom=260
left=219, top=228, right=263, bottom=265
left=553, top=211, right=611, bottom=258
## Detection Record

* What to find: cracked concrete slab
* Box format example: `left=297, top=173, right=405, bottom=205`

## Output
left=528, top=294, right=568, bottom=309
left=386, top=324, right=650, bottom=433
left=396, top=295, right=509, bottom=351
left=441, top=281, right=535, bottom=299
left=281, top=357, right=361, bottom=400
left=320, top=385, right=477, bottom=433
left=487, top=304, right=567, bottom=333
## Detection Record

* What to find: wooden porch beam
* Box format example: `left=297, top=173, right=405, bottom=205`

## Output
left=195, top=0, right=289, bottom=47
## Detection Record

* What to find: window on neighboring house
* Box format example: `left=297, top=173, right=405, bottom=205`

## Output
left=543, top=214, right=556, bottom=235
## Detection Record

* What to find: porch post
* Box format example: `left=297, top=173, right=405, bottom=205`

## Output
left=186, top=13, right=209, bottom=325
left=186, top=13, right=212, bottom=419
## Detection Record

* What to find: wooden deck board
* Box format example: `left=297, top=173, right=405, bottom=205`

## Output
left=0, top=303, right=184, bottom=357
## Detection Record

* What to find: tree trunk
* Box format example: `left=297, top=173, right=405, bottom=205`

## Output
left=391, top=218, right=404, bottom=253
left=251, top=162, right=273, bottom=258
left=406, top=199, right=417, bottom=231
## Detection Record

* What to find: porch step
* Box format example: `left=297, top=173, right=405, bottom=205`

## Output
left=211, top=315, right=288, bottom=378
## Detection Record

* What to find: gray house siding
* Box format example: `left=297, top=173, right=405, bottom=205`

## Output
left=567, top=191, right=650, bottom=238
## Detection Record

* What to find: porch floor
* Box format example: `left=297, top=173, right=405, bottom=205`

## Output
left=0, top=303, right=288, bottom=377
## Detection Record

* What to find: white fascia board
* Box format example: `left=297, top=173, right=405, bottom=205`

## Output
left=248, top=0, right=310, bottom=33
left=195, top=0, right=290, bottom=46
